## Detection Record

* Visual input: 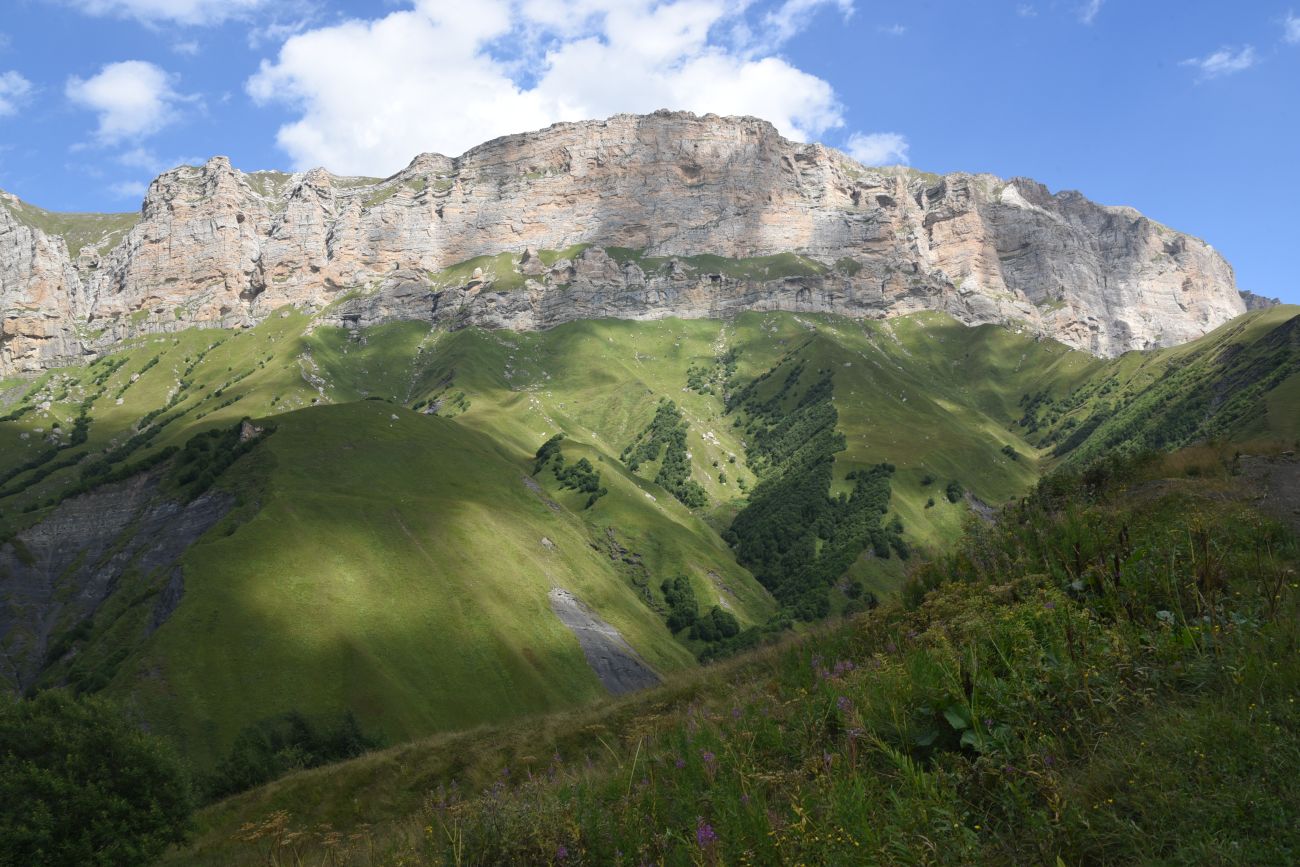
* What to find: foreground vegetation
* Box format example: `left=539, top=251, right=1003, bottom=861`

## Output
left=171, top=444, right=1299, bottom=865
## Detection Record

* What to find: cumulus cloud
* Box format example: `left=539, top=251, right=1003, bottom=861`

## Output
left=58, top=0, right=265, bottom=26
left=247, top=0, right=884, bottom=176
left=66, top=60, right=186, bottom=142
left=1285, top=11, right=1300, bottom=45
left=1181, top=45, right=1257, bottom=80
left=0, top=70, right=33, bottom=116
left=845, top=131, right=908, bottom=166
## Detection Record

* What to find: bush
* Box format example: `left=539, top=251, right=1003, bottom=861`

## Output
left=661, top=576, right=699, bottom=633
left=0, top=690, right=193, bottom=865
left=945, top=480, right=964, bottom=503
left=207, top=711, right=379, bottom=801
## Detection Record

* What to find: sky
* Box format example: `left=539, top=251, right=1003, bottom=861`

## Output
left=0, top=0, right=1296, bottom=303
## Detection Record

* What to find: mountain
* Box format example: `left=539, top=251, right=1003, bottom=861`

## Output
left=1, top=112, right=1243, bottom=375
left=0, top=113, right=1293, bottom=822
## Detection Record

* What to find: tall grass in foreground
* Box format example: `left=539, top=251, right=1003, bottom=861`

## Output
left=223, top=456, right=1299, bottom=866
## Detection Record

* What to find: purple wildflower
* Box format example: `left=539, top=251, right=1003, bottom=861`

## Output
left=1044, top=600, right=1056, bottom=610
left=696, top=819, right=718, bottom=848
left=732, top=706, right=742, bottom=720
left=836, top=695, right=852, bottom=713
left=675, top=757, right=687, bottom=769
left=556, top=844, right=569, bottom=861
left=701, top=750, right=716, bottom=765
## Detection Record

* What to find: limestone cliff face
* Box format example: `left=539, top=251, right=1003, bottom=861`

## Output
left=0, top=111, right=1244, bottom=371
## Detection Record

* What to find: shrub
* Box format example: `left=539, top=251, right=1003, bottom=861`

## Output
left=0, top=690, right=193, bottom=865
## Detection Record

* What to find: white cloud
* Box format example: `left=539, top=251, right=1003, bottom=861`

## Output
left=66, top=60, right=186, bottom=143
left=759, top=0, right=853, bottom=49
left=58, top=0, right=265, bottom=26
left=1181, top=45, right=1257, bottom=80
left=0, top=71, right=33, bottom=116
left=1016, top=4, right=1037, bottom=17
left=1285, top=11, right=1300, bottom=45
left=877, top=23, right=906, bottom=36
left=247, top=0, right=869, bottom=176
left=845, top=131, right=908, bottom=166
left=109, top=179, right=149, bottom=199
left=1079, top=0, right=1102, bottom=25
left=171, top=40, right=201, bottom=56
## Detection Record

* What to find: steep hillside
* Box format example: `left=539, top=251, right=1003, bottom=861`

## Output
left=1022, top=305, right=1300, bottom=464
left=0, top=112, right=1242, bottom=373
left=0, top=310, right=1091, bottom=763
left=166, top=444, right=1300, bottom=866
left=0, top=305, right=1293, bottom=778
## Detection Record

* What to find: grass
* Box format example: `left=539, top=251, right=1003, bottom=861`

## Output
left=165, top=449, right=1300, bottom=865
left=1, top=195, right=139, bottom=258
left=3, top=306, right=1295, bottom=796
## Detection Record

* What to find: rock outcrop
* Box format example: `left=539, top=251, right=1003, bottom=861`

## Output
left=0, top=111, right=1245, bottom=371
left=1240, top=290, right=1281, bottom=311
left=0, top=468, right=232, bottom=693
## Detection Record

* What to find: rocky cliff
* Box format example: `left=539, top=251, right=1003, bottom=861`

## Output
left=0, top=111, right=1244, bottom=372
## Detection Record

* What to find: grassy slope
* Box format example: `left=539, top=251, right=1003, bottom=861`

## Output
left=0, top=196, right=139, bottom=258
left=1027, top=305, right=1300, bottom=464
left=123, top=401, right=707, bottom=764
left=4, top=306, right=1293, bottom=776
left=167, top=448, right=1300, bottom=866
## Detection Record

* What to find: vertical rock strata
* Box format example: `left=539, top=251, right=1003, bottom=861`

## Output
left=0, top=111, right=1243, bottom=371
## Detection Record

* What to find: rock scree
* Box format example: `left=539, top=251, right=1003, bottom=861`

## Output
left=548, top=587, right=660, bottom=695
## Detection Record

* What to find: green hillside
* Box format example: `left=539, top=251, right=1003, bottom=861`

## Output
left=167, top=442, right=1300, bottom=866
left=1, top=306, right=1296, bottom=785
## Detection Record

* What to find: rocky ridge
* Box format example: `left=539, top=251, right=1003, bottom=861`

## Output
left=0, top=111, right=1244, bottom=372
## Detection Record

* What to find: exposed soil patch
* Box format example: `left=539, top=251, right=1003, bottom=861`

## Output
left=548, top=587, right=660, bottom=695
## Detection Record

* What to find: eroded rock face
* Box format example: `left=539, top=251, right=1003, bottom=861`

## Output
left=0, top=112, right=1245, bottom=370
left=0, top=469, right=232, bottom=693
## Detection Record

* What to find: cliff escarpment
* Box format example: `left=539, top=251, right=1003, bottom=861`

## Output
left=0, top=111, right=1243, bottom=371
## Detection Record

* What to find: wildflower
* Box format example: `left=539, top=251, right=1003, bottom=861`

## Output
left=556, top=844, right=569, bottom=861
left=732, top=706, right=742, bottom=720
left=740, top=794, right=750, bottom=805
left=1044, top=600, right=1056, bottom=610
left=701, top=750, right=716, bottom=765
left=675, top=757, right=687, bottom=769
left=884, top=641, right=898, bottom=654
left=836, top=696, right=852, bottom=713
left=696, top=818, right=718, bottom=848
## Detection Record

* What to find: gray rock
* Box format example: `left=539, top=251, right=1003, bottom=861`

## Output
left=548, top=587, right=660, bottom=695
left=0, top=112, right=1246, bottom=371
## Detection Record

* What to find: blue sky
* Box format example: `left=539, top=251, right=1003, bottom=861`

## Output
left=0, top=0, right=1296, bottom=302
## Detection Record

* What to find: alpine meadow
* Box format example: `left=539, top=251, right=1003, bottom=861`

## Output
left=1, top=3, right=1299, bottom=864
